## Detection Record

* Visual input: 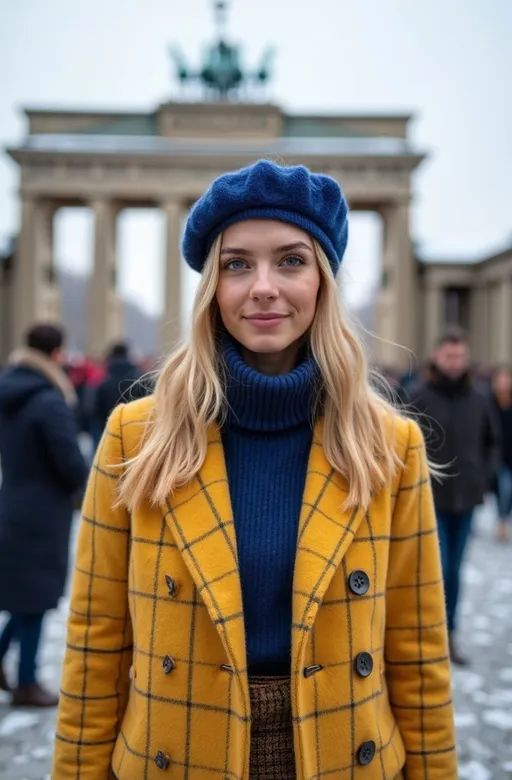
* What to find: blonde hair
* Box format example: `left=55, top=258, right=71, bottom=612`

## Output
left=118, top=236, right=404, bottom=511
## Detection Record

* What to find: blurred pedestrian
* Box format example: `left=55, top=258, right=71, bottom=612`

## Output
left=90, top=341, right=149, bottom=449
left=475, top=361, right=494, bottom=394
left=64, top=354, right=105, bottom=436
left=410, top=331, right=500, bottom=666
left=490, top=365, right=512, bottom=542
left=0, top=323, right=88, bottom=706
left=53, top=161, right=456, bottom=779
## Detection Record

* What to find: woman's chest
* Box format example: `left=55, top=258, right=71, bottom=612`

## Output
left=126, top=492, right=394, bottom=646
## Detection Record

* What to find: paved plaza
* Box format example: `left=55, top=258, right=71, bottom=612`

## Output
left=0, top=502, right=511, bottom=779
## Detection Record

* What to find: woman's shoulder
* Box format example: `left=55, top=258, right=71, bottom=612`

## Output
left=106, top=395, right=155, bottom=458
left=382, top=409, right=424, bottom=459
left=121, top=394, right=155, bottom=424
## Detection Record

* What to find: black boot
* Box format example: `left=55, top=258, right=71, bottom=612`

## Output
left=449, top=633, right=469, bottom=666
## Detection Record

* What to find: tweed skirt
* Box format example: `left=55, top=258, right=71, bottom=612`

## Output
left=249, top=675, right=296, bottom=780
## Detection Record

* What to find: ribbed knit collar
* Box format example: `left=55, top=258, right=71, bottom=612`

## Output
left=220, top=332, right=320, bottom=432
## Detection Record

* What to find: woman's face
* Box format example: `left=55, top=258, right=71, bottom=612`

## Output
left=216, top=220, right=321, bottom=359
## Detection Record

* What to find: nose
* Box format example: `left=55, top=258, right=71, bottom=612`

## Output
left=249, top=267, right=279, bottom=300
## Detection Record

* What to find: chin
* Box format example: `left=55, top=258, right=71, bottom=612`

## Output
left=238, top=333, right=293, bottom=355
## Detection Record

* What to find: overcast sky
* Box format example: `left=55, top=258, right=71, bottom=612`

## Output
left=1, top=0, right=511, bottom=316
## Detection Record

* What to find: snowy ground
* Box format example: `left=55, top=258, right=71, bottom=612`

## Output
left=0, top=501, right=511, bottom=779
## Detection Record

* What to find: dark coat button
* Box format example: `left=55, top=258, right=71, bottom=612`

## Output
left=303, top=664, right=323, bottom=678
left=355, top=652, right=373, bottom=678
left=357, top=740, right=376, bottom=766
left=162, top=655, right=175, bottom=674
left=154, top=750, right=171, bottom=770
left=165, top=575, right=177, bottom=598
left=348, top=569, right=370, bottom=595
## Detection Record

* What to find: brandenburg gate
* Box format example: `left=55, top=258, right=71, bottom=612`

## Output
left=4, top=101, right=423, bottom=367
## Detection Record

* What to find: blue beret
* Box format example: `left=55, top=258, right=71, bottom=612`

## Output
left=182, top=160, right=349, bottom=276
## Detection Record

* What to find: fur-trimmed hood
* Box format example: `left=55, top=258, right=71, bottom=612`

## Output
left=0, top=347, right=77, bottom=412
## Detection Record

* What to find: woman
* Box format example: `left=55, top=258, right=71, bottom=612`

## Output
left=491, top=365, right=512, bottom=542
left=53, top=161, right=456, bottom=779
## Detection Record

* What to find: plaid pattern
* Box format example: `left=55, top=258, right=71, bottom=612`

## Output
left=52, top=399, right=456, bottom=780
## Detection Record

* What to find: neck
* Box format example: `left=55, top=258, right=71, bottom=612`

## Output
left=241, top=342, right=301, bottom=376
left=220, top=331, right=319, bottom=432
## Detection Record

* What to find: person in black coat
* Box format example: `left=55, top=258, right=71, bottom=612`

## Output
left=90, top=341, right=150, bottom=448
left=490, top=366, right=512, bottom=542
left=0, top=323, right=88, bottom=706
left=409, top=331, right=500, bottom=666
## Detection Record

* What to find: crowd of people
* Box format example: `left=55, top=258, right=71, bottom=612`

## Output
left=0, top=161, right=509, bottom=777
left=63, top=344, right=155, bottom=451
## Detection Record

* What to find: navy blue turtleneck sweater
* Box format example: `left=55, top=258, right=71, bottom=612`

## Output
left=221, top=336, right=318, bottom=675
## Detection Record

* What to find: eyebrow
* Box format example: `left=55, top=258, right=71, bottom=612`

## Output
left=220, top=241, right=313, bottom=256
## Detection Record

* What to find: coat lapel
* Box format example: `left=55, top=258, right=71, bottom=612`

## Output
left=161, top=424, right=247, bottom=674
left=292, top=419, right=364, bottom=647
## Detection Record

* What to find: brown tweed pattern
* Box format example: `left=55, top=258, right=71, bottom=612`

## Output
left=249, top=676, right=296, bottom=780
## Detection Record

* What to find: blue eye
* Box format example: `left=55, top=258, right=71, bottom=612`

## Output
left=281, top=255, right=305, bottom=267
left=223, top=259, right=247, bottom=271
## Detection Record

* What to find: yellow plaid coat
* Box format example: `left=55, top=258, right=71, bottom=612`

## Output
left=53, top=398, right=457, bottom=779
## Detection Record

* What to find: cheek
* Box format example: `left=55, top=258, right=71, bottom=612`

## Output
left=216, top=280, right=240, bottom=320
left=293, top=277, right=320, bottom=317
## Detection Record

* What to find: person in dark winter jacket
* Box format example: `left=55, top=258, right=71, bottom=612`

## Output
left=90, top=342, right=149, bottom=449
left=410, top=331, right=500, bottom=666
left=0, top=323, right=88, bottom=707
left=490, top=365, right=512, bottom=542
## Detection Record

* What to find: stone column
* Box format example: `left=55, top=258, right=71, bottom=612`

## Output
left=497, top=275, right=512, bottom=363
left=423, top=276, right=444, bottom=355
left=11, top=197, right=58, bottom=348
left=160, top=199, right=183, bottom=354
left=39, top=203, right=60, bottom=324
left=375, top=200, right=417, bottom=368
left=86, top=198, right=121, bottom=358
left=469, top=283, right=489, bottom=363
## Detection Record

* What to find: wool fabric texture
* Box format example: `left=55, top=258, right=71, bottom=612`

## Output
left=182, top=160, right=349, bottom=276
left=53, top=399, right=457, bottom=779
left=220, top=334, right=318, bottom=673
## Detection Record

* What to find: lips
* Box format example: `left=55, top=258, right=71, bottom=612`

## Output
left=244, top=313, right=289, bottom=328
left=245, top=313, right=288, bottom=321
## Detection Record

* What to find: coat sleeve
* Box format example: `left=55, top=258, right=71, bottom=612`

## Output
left=39, top=391, right=89, bottom=493
left=52, top=404, right=133, bottom=780
left=385, top=419, right=457, bottom=779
